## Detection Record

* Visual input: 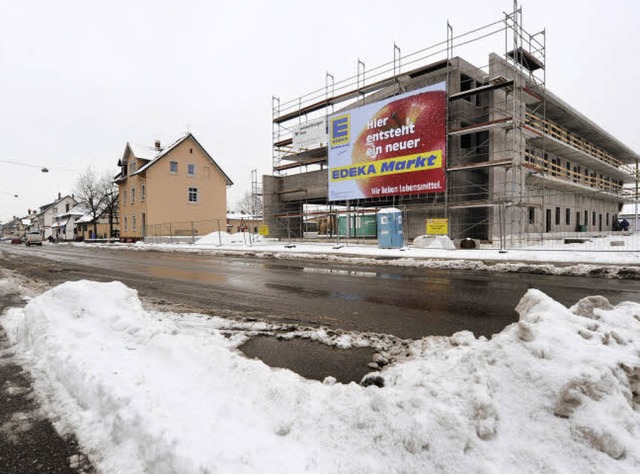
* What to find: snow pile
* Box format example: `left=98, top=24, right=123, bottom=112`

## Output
left=196, top=231, right=263, bottom=246
left=2, top=281, right=640, bottom=473
left=413, top=234, right=455, bottom=250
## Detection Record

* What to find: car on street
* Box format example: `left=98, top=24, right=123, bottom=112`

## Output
left=25, top=232, right=43, bottom=246
left=10, top=236, right=23, bottom=244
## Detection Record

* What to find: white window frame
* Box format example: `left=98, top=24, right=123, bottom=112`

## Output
left=131, top=187, right=136, bottom=203
left=170, top=161, right=178, bottom=174
left=123, top=190, right=127, bottom=206
left=124, top=216, right=128, bottom=231
left=132, top=214, right=137, bottom=231
left=141, top=184, right=145, bottom=201
left=188, top=187, right=198, bottom=203
left=187, top=163, right=196, bottom=176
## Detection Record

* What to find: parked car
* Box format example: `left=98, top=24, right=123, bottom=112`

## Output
left=25, top=232, right=43, bottom=246
left=11, top=236, right=23, bottom=244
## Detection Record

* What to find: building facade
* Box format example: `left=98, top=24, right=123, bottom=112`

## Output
left=265, top=16, right=638, bottom=245
left=115, top=133, right=233, bottom=241
left=35, top=194, right=78, bottom=240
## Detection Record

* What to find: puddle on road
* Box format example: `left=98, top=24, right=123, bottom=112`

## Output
left=239, top=336, right=376, bottom=385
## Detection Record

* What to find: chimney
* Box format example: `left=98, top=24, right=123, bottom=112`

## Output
left=155, top=140, right=161, bottom=151
left=58, top=192, right=61, bottom=199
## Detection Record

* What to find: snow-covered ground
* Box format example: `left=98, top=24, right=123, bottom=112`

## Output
left=1, top=275, right=639, bottom=473
left=72, top=231, right=640, bottom=279
left=3, top=233, right=640, bottom=471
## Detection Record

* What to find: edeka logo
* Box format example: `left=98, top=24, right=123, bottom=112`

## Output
left=330, top=150, right=443, bottom=182
left=330, top=114, right=350, bottom=147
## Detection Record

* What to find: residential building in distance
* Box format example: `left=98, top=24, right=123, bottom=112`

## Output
left=115, top=133, right=233, bottom=242
left=75, top=204, right=119, bottom=241
left=35, top=194, right=78, bottom=239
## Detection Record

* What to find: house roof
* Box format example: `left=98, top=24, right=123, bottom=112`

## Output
left=129, top=133, right=233, bottom=186
left=55, top=204, right=87, bottom=219
left=38, top=195, right=78, bottom=215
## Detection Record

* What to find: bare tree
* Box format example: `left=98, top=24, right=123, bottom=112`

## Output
left=236, top=190, right=263, bottom=216
left=102, top=181, right=119, bottom=239
left=74, top=167, right=118, bottom=239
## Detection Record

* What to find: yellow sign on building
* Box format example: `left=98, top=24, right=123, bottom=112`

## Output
left=258, top=225, right=269, bottom=236
left=426, top=218, right=448, bottom=235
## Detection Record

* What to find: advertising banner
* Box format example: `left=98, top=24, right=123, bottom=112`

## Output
left=328, top=82, right=446, bottom=201
left=292, top=117, right=327, bottom=149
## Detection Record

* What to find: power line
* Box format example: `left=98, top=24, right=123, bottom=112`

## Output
left=0, top=158, right=74, bottom=173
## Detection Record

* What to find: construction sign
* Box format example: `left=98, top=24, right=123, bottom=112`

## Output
left=426, top=218, right=448, bottom=235
left=258, top=225, right=269, bottom=236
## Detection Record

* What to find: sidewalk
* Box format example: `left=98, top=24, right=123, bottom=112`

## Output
left=73, top=231, right=640, bottom=279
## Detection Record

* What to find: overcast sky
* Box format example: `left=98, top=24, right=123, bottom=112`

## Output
left=1, top=0, right=638, bottom=223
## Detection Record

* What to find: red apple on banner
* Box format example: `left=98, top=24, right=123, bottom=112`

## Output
left=352, top=89, right=446, bottom=197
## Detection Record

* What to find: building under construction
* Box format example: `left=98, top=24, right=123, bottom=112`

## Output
left=264, top=6, right=639, bottom=246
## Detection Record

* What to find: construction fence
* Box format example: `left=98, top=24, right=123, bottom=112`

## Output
left=142, top=210, right=640, bottom=252
left=143, top=219, right=261, bottom=246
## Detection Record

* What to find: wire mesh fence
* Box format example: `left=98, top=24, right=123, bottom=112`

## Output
left=142, top=219, right=260, bottom=246
left=141, top=209, right=640, bottom=252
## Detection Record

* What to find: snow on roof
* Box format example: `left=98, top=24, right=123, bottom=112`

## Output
left=131, top=133, right=233, bottom=186
left=377, top=207, right=401, bottom=214
left=127, top=142, right=161, bottom=161
left=127, top=133, right=188, bottom=168
left=226, top=213, right=262, bottom=220
left=75, top=212, right=96, bottom=224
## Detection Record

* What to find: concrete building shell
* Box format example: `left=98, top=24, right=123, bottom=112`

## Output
left=265, top=11, right=639, bottom=245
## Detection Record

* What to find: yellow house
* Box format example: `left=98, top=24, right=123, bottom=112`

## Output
left=116, top=133, right=233, bottom=241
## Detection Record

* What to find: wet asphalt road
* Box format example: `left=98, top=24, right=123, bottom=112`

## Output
left=0, top=289, right=94, bottom=474
left=3, top=244, right=640, bottom=339
left=2, top=243, right=640, bottom=471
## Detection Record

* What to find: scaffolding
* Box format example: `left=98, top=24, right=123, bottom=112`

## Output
left=267, top=2, right=638, bottom=247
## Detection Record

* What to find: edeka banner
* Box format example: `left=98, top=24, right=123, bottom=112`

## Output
left=328, top=82, right=446, bottom=201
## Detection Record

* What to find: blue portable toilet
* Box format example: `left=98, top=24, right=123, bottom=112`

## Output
left=377, top=208, right=404, bottom=249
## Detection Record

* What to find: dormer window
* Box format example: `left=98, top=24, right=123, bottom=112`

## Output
left=129, top=162, right=136, bottom=174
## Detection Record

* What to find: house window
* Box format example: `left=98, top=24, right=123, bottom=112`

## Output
left=592, top=211, right=596, bottom=226
left=170, top=161, right=178, bottom=173
left=123, top=190, right=127, bottom=206
left=565, top=208, right=571, bottom=226
left=65, top=203, right=70, bottom=212
left=584, top=210, right=588, bottom=226
left=132, top=215, right=137, bottom=231
left=555, top=207, right=560, bottom=226
left=188, top=164, right=196, bottom=176
left=129, top=162, right=136, bottom=174
left=188, top=187, right=198, bottom=203
left=124, top=216, right=128, bottom=231
left=528, top=207, right=535, bottom=224
left=131, top=187, right=136, bottom=203
left=141, top=184, right=145, bottom=201
left=52, top=207, right=58, bottom=213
